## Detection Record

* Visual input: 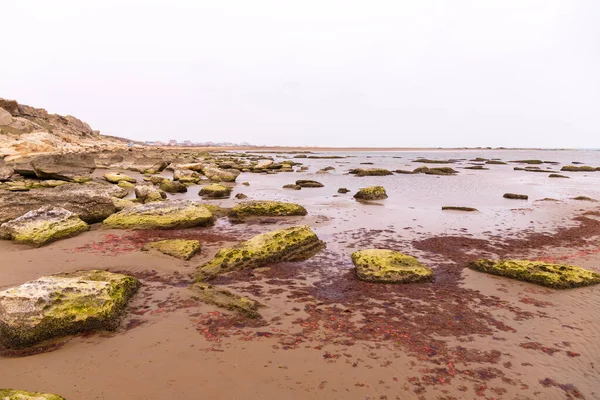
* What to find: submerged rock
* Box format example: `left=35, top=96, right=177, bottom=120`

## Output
left=104, top=171, right=136, bottom=184
left=354, top=186, right=387, bottom=200
left=159, top=179, right=187, bottom=193
left=0, top=389, right=65, bottom=400
left=351, top=249, right=434, bottom=283
left=469, top=259, right=600, bottom=289
left=0, top=270, right=140, bottom=348
left=142, top=239, right=201, bottom=260
left=349, top=168, right=393, bottom=176
left=198, top=183, right=232, bottom=198
left=203, top=166, right=240, bottom=182
left=195, top=225, right=325, bottom=281
left=295, top=180, right=324, bottom=188
left=191, top=283, right=261, bottom=318
left=0, top=206, right=89, bottom=247
left=230, top=201, right=307, bottom=220
left=103, top=200, right=214, bottom=230
left=134, top=184, right=166, bottom=203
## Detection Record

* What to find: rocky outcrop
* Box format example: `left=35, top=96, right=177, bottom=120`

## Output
left=203, top=166, right=240, bottom=182
left=190, top=284, right=261, bottom=318
left=469, top=259, right=600, bottom=289
left=354, top=186, right=388, bottom=200
left=351, top=249, right=434, bottom=283
left=0, top=183, right=119, bottom=224
left=195, top=225, right=325, bottom=281
left=0, top=389, right=65, bottom=400
left=0, top=207, right=89, bottom=247
left=142, top=239, right=201, bottom=260
left=229, top=201, right=307, bottom=220
left=103, top=200, right=214, bottom=229
left=30, top=153, right=95, bottom=182
left=0, top=270, right=140, bottom=348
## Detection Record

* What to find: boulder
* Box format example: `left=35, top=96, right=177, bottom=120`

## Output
left=0, top=390, right=65, bottom=400
left=253, top=160, right=273, bottom=170
left=0, top=183, right=118, bottom=224
left=199, top=183, right=232, bottom=198
left=0, top=207, right=89, bottom=247
left=234, top=193, right=248, bottom=199
left=142, top=239, right=201, bottom=260
left=30, top=153, right=96, bottom=182
left=190, top=283, right=261, bottom=318
left=0, top=164, right=14, bottom=181
left=144, top=175, right=167, bottom=185
left=159, top=179, right=188, bottom=193
left=351, top=249, right=434, bottom=283
left=469, top=259, right=600, bottom=289
left=103, top=200, right=214, bottom=230
left=172, top=162, right=205, bottom=171
left=354, top=186, right=388, bottom=200
left=103, top=171, right=136, bottom=184
left=134, top=184, right=166, bottom=203
left=0, top=270, right=140, bottom=348
left=173, top=168, right=201, bottom=183
left=126, top=158, right=168, bottom=174
left=230, top=201, right=307, bottom=220
left=195, top=225, right=325, bottom=281
left=295, top=180, right=323, bottom=188
left=203, top=167, right=240, bottom=182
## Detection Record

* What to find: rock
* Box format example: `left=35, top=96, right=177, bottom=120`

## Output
left=468, top=259, right=600, bottom=289
left=203, top=166, right=240, bottom=182
left=242, top=182, right=250, bottom=186
left=112, top=198, right=139, bottom=211
left=8, top=160, right=37, bottom=177
left=159, top=179, right=188, bottom=193
left=142, top=239, right=201, bottom=260
left=349, top=168, right=393, bottom=176
left=174, top=162, right=205, bottom=171
left=442, top=206, right=478, bottom=212
left=173, top=168, right=201, bottom=183
left=560, top=165, right=599, bottom=172
left=0, top=183, right=118, bottom=224
left=464, top=165, right=488, bottom=170
left=104, top=171, right=136, bottom=184
left=117, top=180, right=135, bottom=189
left=354, top=186, right=387, bottom=200
left=0, top=206, right=89, bottom=247
left=198, top=183, right=232, bottom=198
left=94, top=153, right=125, bottom=168
left=412, top=158, right=456, bottom=164
left=191, top=283, right=261, bottom=318
left=283, top=184, right=301, bottom=190
left=145, top=175, right=167, bottom=185
left=572, top=196, right=596, bottom=202
left=351, top=249, right=434, bottom=283
left=0, top=107, right=13, bottom=125
left=103, top=200, right=214, bottom=230
left=126, top=158, right=168, bottom=174
left=295, top=180, right=324, bottom=188
left=486, top=160, right=507, bottom=165
left=134, top=185, right=166, bottom=203
left=39, top=180, right=69, bottom=188
left=196, top=225, right=325, bottom=281
left=0, top=389, right=65, bottom=400
left=503, top=193, right=528, bottom=200
left=549, top=174, right=569, bottom=178
left=0, top=164, right=14, bottom=181
left=30, top=153, right=96, bottom=182
left=230, top=201, right=307, bottom=220
left=337, top=188, right=350, bottom=194
left=0, top=270, right=139, bottom=348
left=412, top=166, right=458, bottom=175
left=235, top=193, right=248, bottom=200
left=254, top=160, right=274, bottom=169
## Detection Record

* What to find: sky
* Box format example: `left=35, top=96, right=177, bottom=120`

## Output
left=1, top=0, right=599, bottom=148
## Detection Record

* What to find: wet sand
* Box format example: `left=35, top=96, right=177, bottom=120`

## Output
left=1, top=150, right=600, bottom=399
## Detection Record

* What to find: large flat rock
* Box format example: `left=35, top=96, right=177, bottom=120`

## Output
left=103, top=200, right=214, bottom=229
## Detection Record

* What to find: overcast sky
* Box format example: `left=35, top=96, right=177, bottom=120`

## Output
left=1, top=0, right=599, bottom=148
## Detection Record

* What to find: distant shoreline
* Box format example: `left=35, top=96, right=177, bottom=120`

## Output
left=149, top=145, right=582, bottom=152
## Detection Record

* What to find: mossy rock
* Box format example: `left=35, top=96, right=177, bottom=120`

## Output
left=0, top=270, right=140, bottom=348
left=412, top=159, right=456, bottom=164
left=351, top=249, right=434, bottom=283
left=190, top=283, right=261, bottom=318
left=464, top=166, right=488, bottom=170
left=283, top=184, right=301, bottom=190
left=560, top=165, right=599, bottom=172
left=413, top=166, right=458, bottom=175
left=549, top=174, right=569, bottom=178
left=349, top=168, right=393, bottom=176
left=159, top=179, right=187, bottom=193
left=442, top=206, right=478, bottom=212
left=485, top=160, right=507, bottom=165
left=198, top=183, right=232, bottom=198
left=503, top=193, right=528, bottom=200
left=354, top=186, right=387, bottom=200
left=112, top=198, right=139, bottom=211
left=195, top=225, right=325, bottom=281
left=104, top=172, right=136, bottom=184
left=134, top=185, right=166, bottom=203
left=468, top=259, right=600, bottom=289
left=0, top=389, right=65, bottom=400
left=337, top=188, right=350, bottom=194
left=230, top=201, right=307, bottom=220
left=512, top=159, right=543, bottom=165
left=572, top=196, right=596, bottom=202
left=235, top=193, right=248, bottom=199
left=117, top=180, right=135, bottom=189
left=39, top=180, right=70, bottom=188
left=394, top=169, right=415, bottom=174
left=103, top=200, right=214, bottom=230
left=295, top=180, right=324, bottom=188
left=144, top=175, right=167, bottom=185
left=143, top=239, right=201, bottom=260
left=0, top=207, right=89, bottom=247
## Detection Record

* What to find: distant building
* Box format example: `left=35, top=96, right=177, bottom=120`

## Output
left=168, top=139, right=177, bottom=146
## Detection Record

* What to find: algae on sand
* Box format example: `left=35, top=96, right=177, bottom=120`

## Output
left=190, top=283, right=262, bottom=318
left=142, top=239, right=201, bottom=260
left=195, top=225, right=325, bottom=281
left=468, top=259, right=600, bottom=289
left=351, top=249, right=434, bottom=283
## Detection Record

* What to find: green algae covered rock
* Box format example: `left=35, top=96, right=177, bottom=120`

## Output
left=159, top=179, right=187, bottom=193
left=349, top=168, right=393, bottom=176
left=283, top=184, right=301, bottom=190
left=196, top=225, right=325, bottom=281
left=198, top=183, right=232, bottom=198
left=103, top=200, right=214, bottom=230
left=191, top=283, right=261, bottom=318
left=351, top=249, right=434, bottom=283
left=203, top=167, right=240, bottom=182
left=468, top=259, right=600, bottom=289
left=117, top=180, right=135, bottom=189
left=413, top=166, right=458, bottom=175
left=103, top=172, right=136, bottom=184
left=560, top=165, right=599, bottom=172
left=229, top=201, right=307, bottom=220
left=134, top=185, right=166, bottom=203
left=503, top=193, right=528, bottom=200
left=0, top=270, right=140, bottom=348
left=0, top=389, right=65, bottom=400
left=295, top=180, right=323, bottom=188
left=354, top=186, right=387, bottom=201
left=0, top=207, right=89, bottom=247
left=142, top=239, right=201, bottom=260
